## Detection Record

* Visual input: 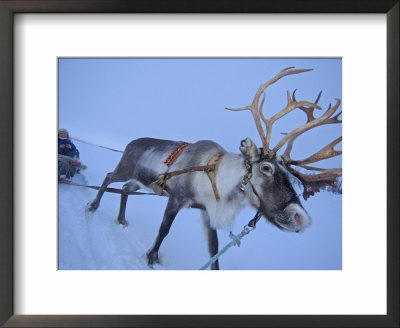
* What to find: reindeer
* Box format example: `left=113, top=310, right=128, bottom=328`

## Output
left=87, top=67, right=342, bottom=270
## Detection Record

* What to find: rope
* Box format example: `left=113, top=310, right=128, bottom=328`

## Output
left=71, top=137, right=123, bottom=153
left=199, top=209, right=262, bottom=270
left=59, top=178, right=156, bottom=196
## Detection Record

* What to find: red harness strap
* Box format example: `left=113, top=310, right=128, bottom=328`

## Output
left=152, top=142, right=192, bottom=195
left=164, top=142, right=191, bottom=166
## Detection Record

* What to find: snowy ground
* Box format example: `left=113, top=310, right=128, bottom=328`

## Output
left=58, top=140, right=342, bottom=270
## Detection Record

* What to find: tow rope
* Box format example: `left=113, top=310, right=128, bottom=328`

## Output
left=199, top=208, right=262, bottom=270
left=58, top=179, right=156, bottom=196
left=71, top=138, right=123, bottom=153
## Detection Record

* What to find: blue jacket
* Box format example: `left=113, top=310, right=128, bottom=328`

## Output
left=58, top=138, right=79, bottom=158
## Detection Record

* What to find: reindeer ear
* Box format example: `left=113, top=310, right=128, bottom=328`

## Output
left=240, top=137, right=261, bottom=163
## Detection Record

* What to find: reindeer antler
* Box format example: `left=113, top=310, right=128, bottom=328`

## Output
left=226, top=67, right=322, bottom=156
left=226, top=67, right=342, bottom=199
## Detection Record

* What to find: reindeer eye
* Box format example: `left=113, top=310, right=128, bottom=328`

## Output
left=261, top=163, right=274, bottom=174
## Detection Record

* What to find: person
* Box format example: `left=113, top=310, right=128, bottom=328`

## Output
left=58, top=128, right=79, bottom=158
left=58, top=128, right=80, bottom=179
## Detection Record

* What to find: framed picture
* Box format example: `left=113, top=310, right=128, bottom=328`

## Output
left=1, top=1, right=398, bottom=327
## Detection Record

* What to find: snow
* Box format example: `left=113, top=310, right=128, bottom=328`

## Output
left=58, top=140, right=342, bottom=270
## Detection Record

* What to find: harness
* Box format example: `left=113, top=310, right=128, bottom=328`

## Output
left=205, top=153, right=224, bottom=200
left=241, top=160, right=265, bottom=227
left=152, top=143, right=260, bottom=208
left=152, top=143, right=224, bottom=200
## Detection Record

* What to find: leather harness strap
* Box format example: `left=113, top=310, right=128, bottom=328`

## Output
left=206, top=153, right=224, bottom=201
left=152, top=143, right=224, bottom=201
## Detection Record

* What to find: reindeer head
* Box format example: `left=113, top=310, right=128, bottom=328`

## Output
left=228, top=67, right=342, bottom=232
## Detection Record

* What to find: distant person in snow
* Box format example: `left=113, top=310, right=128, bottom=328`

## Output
left=58, top=128, right=79, bottom=158
left=58, top=128, right=80, bottom=179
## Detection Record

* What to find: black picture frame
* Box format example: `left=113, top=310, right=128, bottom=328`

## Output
left=0, top=1, right=398, bottom=327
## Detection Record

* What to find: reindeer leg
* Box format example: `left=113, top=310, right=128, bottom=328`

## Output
left=88, top=154, right=136, bottom=212
left=116, top=181, right=140, bottom=226
left=202, top=211, right=220, bottom=270
left=146, top=197, right=182, bottom=267
left=87, top=172, right=115, bottom=211
left=117, top=194, right=129, bottom=226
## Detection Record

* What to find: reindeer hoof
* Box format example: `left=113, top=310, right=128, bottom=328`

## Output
left=146, top=251, right=160, bottom=267
left=86, top=201, right=98, bottom=212
left=116, top=218, right=129, bottom=227
left=211, top=261, right=220, bottom=270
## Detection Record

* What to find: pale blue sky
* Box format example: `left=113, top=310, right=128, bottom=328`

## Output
left=59, top=58, right=341, bottom=161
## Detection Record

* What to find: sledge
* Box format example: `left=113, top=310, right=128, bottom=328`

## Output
left=58, top=154, right=87, bottom=180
